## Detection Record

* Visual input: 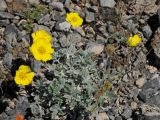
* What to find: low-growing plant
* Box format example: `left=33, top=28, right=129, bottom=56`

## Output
left=23, top=4, right=47, bottom=21
left=19, top=4, right=48, bottom=32
left=30, top=45, right=116, bottom=119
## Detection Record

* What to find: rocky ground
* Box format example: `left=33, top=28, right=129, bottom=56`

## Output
left=0, top=0, right=160, bottom=120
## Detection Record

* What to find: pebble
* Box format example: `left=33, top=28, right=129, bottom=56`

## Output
left=0, top=0, right=7, bottom=11
left=85, top=10, right=95, bottom=22
left=28, top=0, right=40, bottom=5
left=0, top=19, right=10, bottom=26
left=130, top=101, right=137, bottom=110
left=142, top=25, right=152, bottom=39
left=73, top=27, right=85, bottom=36
left=55, top=21, right=71, bottom=31
left=67, top=33, right=81, bottom=44
left=3, top=53, right=14, bottom=69
left=0, top=12, right=14, bottom=19
left=59, top=35, right=69, bottom=47
left=135, top=78, right=145, bottom=88
left=86, top=42, right=104, bottom=55
left=50, top=1, right=64, bottom=11
left=121, top=108, right=132, bottom=119
left=98, top=112, right=109, bottom=120
left=33, top=60, right=42, bottom=73
left=100, top=0, right=116, bottom=8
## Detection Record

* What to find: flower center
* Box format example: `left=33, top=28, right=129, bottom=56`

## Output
left=19, top=73, right=26, bottom=81
left=71, top=16, right=78, bottom=22
left=38, top=46, right=46, bottom=54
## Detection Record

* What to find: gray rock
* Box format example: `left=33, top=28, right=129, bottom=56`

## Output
left=55, top=21, right=71, bottom=31
left=50, top=1, right=64, bottom=11
left=85, top=10, right=95, bottom=22
left=5, top=24, right=19, bottom=36
left=107, top=22, right=116, bottom=33
left=33, top=60, right=42, bottom=73
left=59, top=35, right=69, bottom=47
left=121, top=108, right=132, bottom=119
left=0, top=19, right=10, bottom=26
left=86, top=42, right=104, bottom=55
left=28, top=0, right=40, bottom=5
left=100, top=0, right=116, bottom=8
left=122, top=74, right=129, bottom=82
left=138, top=77, right=160, bottom=107
left=73, top=27, right=85, bottom=36
left=0, top=0, right=7, bottom=11
left=142, top=25, right=152, bottom=39
left=67, top=33, right=81, bottom=44
left=146, top=95, right=160, bottom=107
left=143, top=78, right=160, bottom=90
left=3, top=53, right=14, bottom=69
left=42, top=0, right=51, bottom=3
left=139, top=88, right=157, bottom=102
left=115, top=116, right=122, bottom=120
left=0, top=12, right=14, bottom=19
left=38, top=14, right=51, bottom=24
left=122, top=20, right=137, bottom=32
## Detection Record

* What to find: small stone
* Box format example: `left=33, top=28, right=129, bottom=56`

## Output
left=0, top=19, right=10, bottom=26
left=3, top=53, right=14, bottom=69
left=55, top=21, right=71, bottom=31
left=8, top=101, right=15, bottom=109
left=100, top=0, right=116, bottom=8
left=131, top=101, right=137, bottom=110
left=0, top=12, right=14, bottom=19
left=98, top=112, right=109, bottom=120
left=142, top=25, right=152, bottom=39
left=73, top=27, right=85, bottom=36
left=148, top=94, right=160, bottom=107
left=85, top=10, right=95, bottom=22
left=86, top=43, right=104, bottom=55
left=33, top=60, right=42, bottom=73
left=122, top=74, right=129, bottom=82
left=5, top=24, right=19, bottom=36
left=67, top=33, right=81, bottom=44
left=0, top=0, right=7, bottom=11
left=122, top=108, right=132, bottom=119
left=59, top=35, right=69, bottom=47
left=42, top=0, right=51, bottom=3
left=136, top=78, right=145, bottom=88
left=50, top=1, right=64, bottom=11
left=115, top=116, right=122, bottom=120
left=28, top=0, right=40, bottom=5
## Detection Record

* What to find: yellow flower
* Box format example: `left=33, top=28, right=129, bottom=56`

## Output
left=29, top=40, right=54, bottom=62
left=66, top=12, right=83, bottom=27
left=14, top=65, right=35, bottom=86
left=32, top=29, right=52, bottom=43
left=127, top=34, right=142, bottom=47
